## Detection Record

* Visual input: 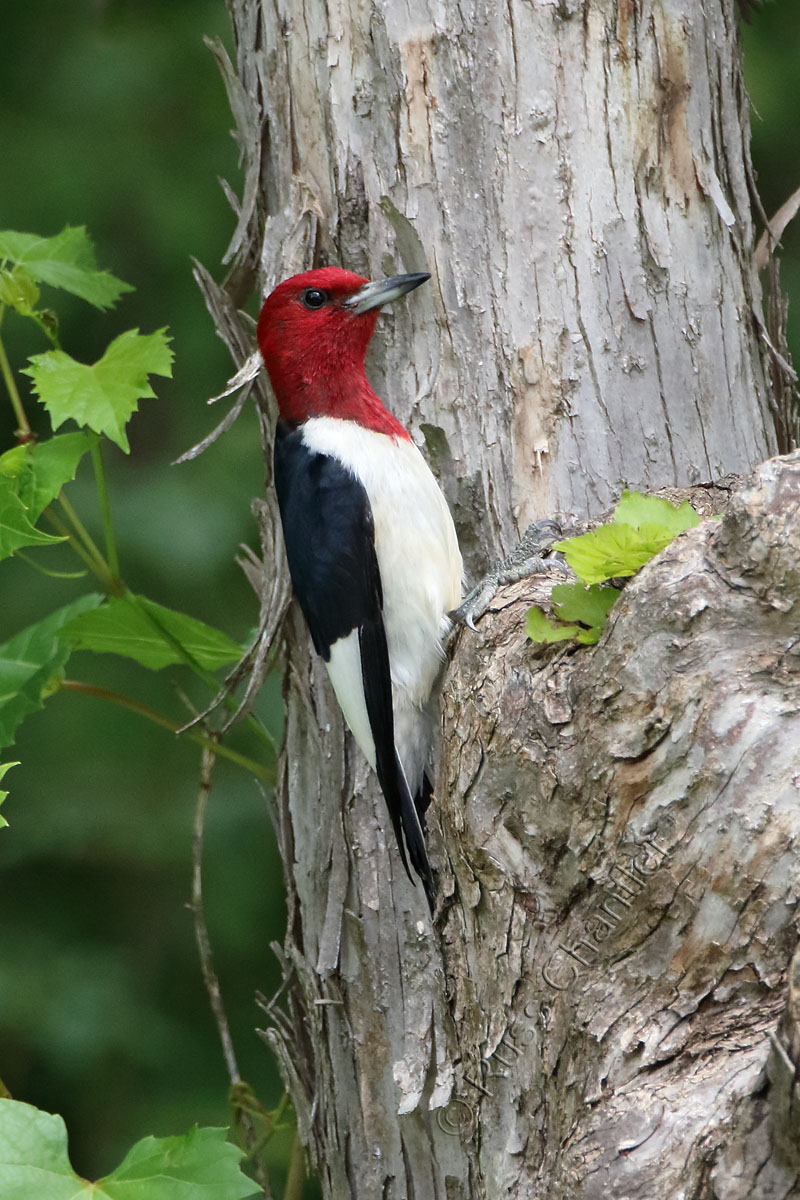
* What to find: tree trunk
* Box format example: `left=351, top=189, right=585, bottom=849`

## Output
left=198, top=0, right=800, bottom=1195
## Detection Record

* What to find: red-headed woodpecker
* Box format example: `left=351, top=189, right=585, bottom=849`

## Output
left=257, top=267, right=462, bottom=909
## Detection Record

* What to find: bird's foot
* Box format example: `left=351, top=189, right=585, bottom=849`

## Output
left=451, top=518, right=575, bottom=630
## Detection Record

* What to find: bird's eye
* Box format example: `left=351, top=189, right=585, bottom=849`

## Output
left=301, top=288, right=328, bottom=310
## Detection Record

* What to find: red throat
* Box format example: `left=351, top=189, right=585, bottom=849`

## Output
left=257, top=268, right=411, bottom=441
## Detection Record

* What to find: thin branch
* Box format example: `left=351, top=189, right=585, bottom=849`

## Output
left=754, top=183, right=800, bottom=271
left=191, top=745, right=275, bottom=1199
left=192, top=745, right=241, bottom=1082
left=172, top=379, right=253, bottom=464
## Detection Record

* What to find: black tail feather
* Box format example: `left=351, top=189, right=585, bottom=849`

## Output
left=415, top=771, right=434, bottom=831
left=394, top=753, right=435, bottom=915
left=359, top=616, right=435, bottom=913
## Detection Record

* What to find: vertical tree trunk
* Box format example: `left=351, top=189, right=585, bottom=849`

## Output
left=198, top=0, right=798, bottom=1195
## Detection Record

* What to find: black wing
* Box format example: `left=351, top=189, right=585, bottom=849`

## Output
left=274, top=421, right=433, bottom=909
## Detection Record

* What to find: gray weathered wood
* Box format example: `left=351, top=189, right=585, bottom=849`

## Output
left=438, top=458, right=800, bottom=1197
left=196, top=0, right=798, bottom=1194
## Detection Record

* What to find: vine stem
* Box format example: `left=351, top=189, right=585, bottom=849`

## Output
left=58, top=492, right=122, bottom=596
left=192, top=746, right=275, bottom=1199
left=90, top=435, right=121, bottom=587
left=284, top=1132, right=305, bottom=1200
left=42, top=507, right=114, bottom=585
left=58, top=680, right=274, bottom=783
left=0, top=316, right=33, bottom=440
left=41, top=509, right=275, bottom=756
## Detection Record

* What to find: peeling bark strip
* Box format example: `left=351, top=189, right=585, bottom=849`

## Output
left=199, top=0, right=797, bottom=1196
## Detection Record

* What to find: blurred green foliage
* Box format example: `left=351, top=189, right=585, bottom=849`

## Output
left=0, top=0, right=293, bottom=1190
left=743, top=2, right=800, bottom=364
left=0, top=0, right=796, bottom=1195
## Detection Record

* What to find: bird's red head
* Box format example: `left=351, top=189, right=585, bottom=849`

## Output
left=257, top=266, right=429, bottom=438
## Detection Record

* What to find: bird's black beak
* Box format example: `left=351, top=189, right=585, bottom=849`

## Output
left=345, top=272, right=430, bottom=315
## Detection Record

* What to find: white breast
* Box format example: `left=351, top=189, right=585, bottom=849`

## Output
left=301, top=416, right=463, bottom=788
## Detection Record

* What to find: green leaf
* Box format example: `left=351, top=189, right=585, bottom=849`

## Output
left=0, top=475, right=65, bottom=563
left=614, top=489, right=701, bottom=538
left=0, top=432, right=90, bottom=521
left=0, top=1100, right=258, bottom=1200
left=0, top=595, right=103, bottom=749
left=66, top=594, right=243, bottom=671
left=0, top=762, right=17, bottom=829
left=0, top=1099, right=79, bottom=1200
left=551, top=582, right=620, bottom=628
left=22, top=328, right=173, bottom=453
left=0, top=445, right=27, bottom=478
left=554, top=491, right=702, bottom=584
left=526, top=585, right=620, bottom=647
left=99, top=1126, right=259, bottom=1199
left=525, top=606, right=580, bottom=644
left=0, top=227, right=133, bottom=309
left=553, top=523, right=657, bottom=584
left=0, top=266, right=40, bottom=316
left=576, top=626, right=603, bottom=645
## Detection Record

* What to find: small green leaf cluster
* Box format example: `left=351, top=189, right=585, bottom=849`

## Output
left=0, top=1099, right=259, bottom=1200
left=526, top=490, right=702, bottom=645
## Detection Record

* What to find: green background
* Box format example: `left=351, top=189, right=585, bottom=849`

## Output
left=0, top=0, right=797, bottom=1193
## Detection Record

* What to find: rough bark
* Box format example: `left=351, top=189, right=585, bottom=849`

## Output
left=194, top=0, right=800, bottom=1196
left=437, top=456, right=800, bottom=1198
left=215, top=0, right=778, bottom=576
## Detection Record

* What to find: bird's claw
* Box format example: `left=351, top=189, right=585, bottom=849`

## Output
left=451, top=578, right=498, bottom=630
left=451, top=518, right=575, bottom=631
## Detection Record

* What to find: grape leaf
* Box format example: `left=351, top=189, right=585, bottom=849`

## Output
left=0, top=475, right=65, bottom=562
left=0, top=445, right=27, bottom=478
left=0, top=432, right=90, bottom=520
left=551, top=582, right=620, bottom=627
left=0, top=1099, right=79, bottom=1200
left=66, top=594, right=243, bottom=671
left=554, top=491, right=703, bottom=584
left=22, top=329, right=173, bottom=452
left=0, top=595, right=103, bottom=749
left=0, top=266, right=40, bottom=316
left=530, top=492, right=702, bottom=646
left=0, top=1100, right=258, bottom=1200
left=525, top=606, right=580, bottom=644
left=614, top=489, right=701, bottom=537
left=553, top=523, right=658, bottom=584
left=0, top=227, right=132, bottom=309
left=527, top=585, right=620, bottom=646
left=99, top=1126, right=259, bottom=1199
left=0, top=762, right=17, bottom=829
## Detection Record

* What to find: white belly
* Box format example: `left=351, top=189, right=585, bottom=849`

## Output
left=301, top=417, right=463, bottom=787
